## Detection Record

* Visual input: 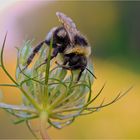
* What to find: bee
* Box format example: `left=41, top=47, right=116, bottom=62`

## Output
left=23, top=12, right=96, bottom=81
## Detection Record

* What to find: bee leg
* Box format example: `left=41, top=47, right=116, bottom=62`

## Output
left=35, top=55, right=55, bottom=70
left=22, top=41, right=45, bottom=71
left=55, top=62, right=85, bottom=81
left=77, top=68, right=85, bottom=81
left=55, top=62, right=71, bottom=70
left=36, top=47, right=59, bottom=70
left=68, top=63, right=85, bottom=81
left=68, top=64, right=86, bottom=81
left=63, top=56, right=69, bottom=65
left=55, top=56, right=69, bottom=68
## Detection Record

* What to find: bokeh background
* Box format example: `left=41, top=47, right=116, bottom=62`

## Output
left=0, top=1, right=140, bottom=139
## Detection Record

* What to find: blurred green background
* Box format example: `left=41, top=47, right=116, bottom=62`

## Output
left=0, top=1, right=140, bottom=139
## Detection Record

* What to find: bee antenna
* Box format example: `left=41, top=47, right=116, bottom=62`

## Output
left=85, top=67, right=97, bottom=79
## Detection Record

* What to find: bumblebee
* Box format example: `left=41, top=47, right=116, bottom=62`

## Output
left=24, top=12, right=96, bottom=81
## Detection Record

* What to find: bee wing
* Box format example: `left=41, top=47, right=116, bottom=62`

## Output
left=56, top=12, right=79, bottom=45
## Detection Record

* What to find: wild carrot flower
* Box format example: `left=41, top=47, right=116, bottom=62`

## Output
left=0, top=34, right=132, bottom=139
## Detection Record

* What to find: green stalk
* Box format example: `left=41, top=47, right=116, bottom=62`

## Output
left=0, top=84, right=17, bottom=87
left=44, top=38, right=53, bottom=107
left=40, top=111, right=50, bottom=140
left=0, top=33, right=41, bottom=112
left=20, top=87, right=41, bottom=111
left=26, top=120, right=39, bottom=139
left=1, top=33, right=19, bottom=86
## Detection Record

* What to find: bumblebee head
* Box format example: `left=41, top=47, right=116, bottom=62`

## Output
left=45, top=27, right=69, bottom=48
left=56, top=27, right=66, bottom=38
left=54, top=27, right=69, bottom=47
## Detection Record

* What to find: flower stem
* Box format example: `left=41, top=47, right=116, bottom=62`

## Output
left=40, top=111, right=50, bottom=140
left=44, top=38, right=53, bottom=107
left=1, top=33, right=19, bottom=86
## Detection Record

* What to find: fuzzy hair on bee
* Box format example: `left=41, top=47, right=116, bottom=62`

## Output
left=22, top=12, right=96, bottom=81
left=56, top=12, right=91, bottom=57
